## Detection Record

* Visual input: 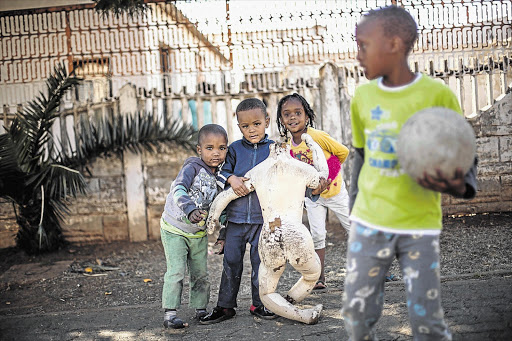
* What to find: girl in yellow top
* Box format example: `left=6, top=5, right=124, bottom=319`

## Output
left=276, top=93, right=350, bottom=290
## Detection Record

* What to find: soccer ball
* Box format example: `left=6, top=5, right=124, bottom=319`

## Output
left=396, top=107, right=476, bottom=180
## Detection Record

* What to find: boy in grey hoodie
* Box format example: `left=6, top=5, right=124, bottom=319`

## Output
left=160, top=124, right=228, bottom=329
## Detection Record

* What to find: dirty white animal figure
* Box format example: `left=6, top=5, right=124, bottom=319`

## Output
left=207, top=134, right=329, bottom=325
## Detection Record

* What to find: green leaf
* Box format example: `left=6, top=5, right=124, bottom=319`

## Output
left=3, top=61, right=197, bottom=254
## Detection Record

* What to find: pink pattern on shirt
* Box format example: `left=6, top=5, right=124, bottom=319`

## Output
left=326, top=154, right=341, bottom=183
left=290, top=149, right=340, bottom=182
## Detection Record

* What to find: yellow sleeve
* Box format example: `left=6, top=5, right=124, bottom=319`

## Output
left=309, top=128, right=350, bottom=165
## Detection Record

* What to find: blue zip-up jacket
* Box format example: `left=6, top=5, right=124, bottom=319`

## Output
left=217, top=134, right=274, bottom=224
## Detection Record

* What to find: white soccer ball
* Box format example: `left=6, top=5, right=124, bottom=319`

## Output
left=396, top=107, right=476, bottom=180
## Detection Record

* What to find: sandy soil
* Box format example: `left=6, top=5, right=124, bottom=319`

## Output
left=0, top=212, right=510, bottom=319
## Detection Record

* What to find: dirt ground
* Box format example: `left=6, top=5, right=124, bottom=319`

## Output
left=0, top=212, right=511, bottom=340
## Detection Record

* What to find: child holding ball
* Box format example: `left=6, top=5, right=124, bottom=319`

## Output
left=343, top=5, right=477, bottom=340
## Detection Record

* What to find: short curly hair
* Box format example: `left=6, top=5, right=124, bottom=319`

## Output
left=235, top=98, right=267, bottom=119
left=361, top=5, right=418, bottom=54
left=198, top=124, right=228, bottom=145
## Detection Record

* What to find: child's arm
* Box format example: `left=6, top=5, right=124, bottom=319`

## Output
left=172, top=163, right=201, bottom=220
left=349, top=89, right=365, bottom=212
left=418, top=84, right=478, bottom=197
left=315, top=131, right=350, bottom=165
left=304, top=177, right=330, bottom=201
left=218, top=145, right=250, bottom=197
left=214, top=239, right=225, bottom=254
left=189, top=209, right=208, bottom=223
left=349, top=147, right=364, bottom=212
left=227, top=175, right=251, bottom=197
left=312, top=178, right=331, bottom=195
left=417, top=157, right=478, bottom=199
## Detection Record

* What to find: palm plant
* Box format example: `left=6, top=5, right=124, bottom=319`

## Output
left=0, top=63, right=197, bottom=254
left=92, top=0, right=148, bottom=18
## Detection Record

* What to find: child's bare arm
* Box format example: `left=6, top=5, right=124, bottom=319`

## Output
left=227, top=175, right=250, bottom=197
left=349, top=147, right=364, bottom=212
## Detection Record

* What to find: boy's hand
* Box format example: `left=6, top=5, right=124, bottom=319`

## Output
left=189, top=209, right=208, bottom=224
left=312, top=177, right=331, bottom=195
left=214, top=239, right=225, bottom=255
left=228, top=176, right=250, bottom=197
left=417, top=168, right=466, bottom=197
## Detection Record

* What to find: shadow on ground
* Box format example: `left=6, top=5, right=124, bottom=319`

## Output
left=0, top=212, right=511, bottom=340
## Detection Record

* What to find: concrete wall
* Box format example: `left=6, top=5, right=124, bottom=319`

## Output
left=0, top=199, right=18, bottom=249
left=62, top=146, right=190, bottom=247
left=0, top=146, right=191, bottom=249
left=335, top=76, right=512, bottom=217
left=443, top=91, right=512, bottom=215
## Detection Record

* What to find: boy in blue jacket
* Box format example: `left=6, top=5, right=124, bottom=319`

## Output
left=200, top=98, right=278, bottom=324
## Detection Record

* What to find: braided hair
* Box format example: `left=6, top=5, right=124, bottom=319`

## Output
left=276, top=93, right=316, bottom=138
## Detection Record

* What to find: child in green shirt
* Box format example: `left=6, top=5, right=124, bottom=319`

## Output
left=342, top=6, right=477, bottom=340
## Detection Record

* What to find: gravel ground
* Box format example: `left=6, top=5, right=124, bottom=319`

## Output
left=0, top=212, right=510, bottom=316
left=321, top=211, right=512, bottom=291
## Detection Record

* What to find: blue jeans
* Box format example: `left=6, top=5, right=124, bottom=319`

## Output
left=217, top=222, right=262, bottom=309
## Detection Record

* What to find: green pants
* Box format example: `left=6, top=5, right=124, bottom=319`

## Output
left=161, top=228, right=210, bottom=309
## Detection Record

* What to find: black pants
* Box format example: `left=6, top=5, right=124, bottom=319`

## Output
left=217, top=222, right=262, bottom=308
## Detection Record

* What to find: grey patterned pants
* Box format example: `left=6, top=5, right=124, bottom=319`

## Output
left=341, top=222, right=452, bottom=341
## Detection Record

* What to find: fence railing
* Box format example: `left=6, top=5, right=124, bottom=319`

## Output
left=3, top=50, right=510, bottom=145
left=0, top=71, right=321, bottom=145
left=340, top=50, right=512, bottom=118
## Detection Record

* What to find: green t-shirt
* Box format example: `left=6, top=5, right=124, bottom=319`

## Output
left=350, top=74, right=462, bottom=234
